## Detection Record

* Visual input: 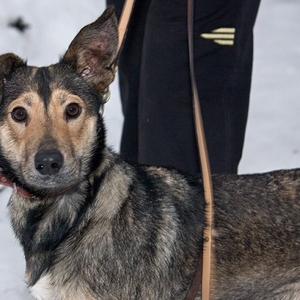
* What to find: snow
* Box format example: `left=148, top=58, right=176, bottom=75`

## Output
left=239, top=0, right=300, bottom=173
left=0, top=0, right=299, bottom=298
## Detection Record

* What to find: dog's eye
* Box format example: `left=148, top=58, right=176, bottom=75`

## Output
left=11, top=107, right=27, bottom=122
left=65, top=103, right=82, bottom=120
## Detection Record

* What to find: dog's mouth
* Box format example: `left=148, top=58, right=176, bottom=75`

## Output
left=0, top=166, right=81, bottom=199
left=22, top=165, right=82, bottom=196
left=0, top=156, right=83, bottom=198
left=0, top=145, right=95, bottom=198
left=20, top=149, right=82, bottom=191
left=0, top=172, right=79, bottom=199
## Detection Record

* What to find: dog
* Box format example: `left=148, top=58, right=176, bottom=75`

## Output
left=1, top=6, right=300, bottom=300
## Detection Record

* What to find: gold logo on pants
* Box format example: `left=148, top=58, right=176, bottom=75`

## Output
left=201, top=28, right=235, bottom=46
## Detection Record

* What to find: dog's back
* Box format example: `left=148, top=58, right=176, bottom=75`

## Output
left=211, top=170, right=300, bottom=299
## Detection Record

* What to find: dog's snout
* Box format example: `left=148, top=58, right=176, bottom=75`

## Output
left=35, top=150, right=64, bottom=176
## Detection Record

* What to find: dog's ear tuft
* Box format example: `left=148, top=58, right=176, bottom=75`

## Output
left=62, top=6, right=118, bottom=95
left=0, top=53, right=25, bottom=80
left=0, top=53, right=26, bottom=102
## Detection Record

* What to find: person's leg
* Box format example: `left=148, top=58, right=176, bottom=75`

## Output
left=106, top=0, right=152, bottom=164
left=138, top=0, right=260, bottom=174
left=193, top=0, right=261, bottom=173
left=138, top=0, right=199, bottom=174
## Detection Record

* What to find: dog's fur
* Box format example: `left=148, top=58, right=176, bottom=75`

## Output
left=1, top=6, right=300, bottom=300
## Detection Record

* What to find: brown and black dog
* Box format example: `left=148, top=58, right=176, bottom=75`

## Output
left=1, top=6, right=300, bottom=300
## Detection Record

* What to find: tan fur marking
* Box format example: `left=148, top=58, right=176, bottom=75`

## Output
left=48, top=89, right=96, bottom=158
left=3, top=92, right=45, bottom=164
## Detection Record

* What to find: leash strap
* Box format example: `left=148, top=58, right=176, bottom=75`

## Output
left=185, top=0, right=214, bottom=299
left=103, top=0, right=135, bottom=108
left=117, top=0, right=136, bottom=57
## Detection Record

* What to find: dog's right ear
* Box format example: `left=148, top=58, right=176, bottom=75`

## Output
left=61, top=6, right=118, bottom=95
left=0, top=53, right=26, bottom=102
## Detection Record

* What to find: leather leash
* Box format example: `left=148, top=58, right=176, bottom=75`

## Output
left=116, top=1, right=214, bottom=299
left=116, top=0, right=136, bottom=58
left=185, top=0, right=214, bottom=299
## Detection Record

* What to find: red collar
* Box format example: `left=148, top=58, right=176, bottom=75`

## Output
left=0, top=172, right=33, bottom=198
left=0, top=172, right=78, bottom=199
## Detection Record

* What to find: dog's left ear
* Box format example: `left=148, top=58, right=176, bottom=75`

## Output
left=62, top=5, right=118, bottom=95
left=0, top=53, right=26, bottom=102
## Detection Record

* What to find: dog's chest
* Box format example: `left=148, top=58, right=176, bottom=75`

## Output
left=29, top=274, right=55, bottom=300
left=29, top=274, right=95, bottom=300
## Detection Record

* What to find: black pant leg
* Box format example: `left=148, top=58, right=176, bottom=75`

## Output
left=193, top=0, right=261, bottom=174
left=138, top=0, right=260, bottom=174
left=106, top=0, right=152, bottom=164
left=138, top=0, right=200, bottom=174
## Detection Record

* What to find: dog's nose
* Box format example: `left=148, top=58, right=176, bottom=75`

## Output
left=34, top=150, right=64, bottom=176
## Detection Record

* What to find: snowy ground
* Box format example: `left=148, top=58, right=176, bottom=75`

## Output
left=0, top=0, right=299, bottom=298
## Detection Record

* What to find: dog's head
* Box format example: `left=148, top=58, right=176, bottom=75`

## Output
left=0, top=6, right=118, bottom=197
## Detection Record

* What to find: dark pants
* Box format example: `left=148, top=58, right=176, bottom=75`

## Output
left=107, top=0, right=261, bottom=175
